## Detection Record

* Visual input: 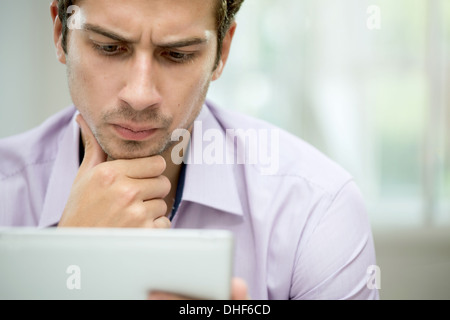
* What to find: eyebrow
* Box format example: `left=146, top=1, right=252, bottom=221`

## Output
left=83, top=23, right=132, bottom=43
left=83, top=23, right=209, bottom=48
left=156, top=37, right=209, bottom=49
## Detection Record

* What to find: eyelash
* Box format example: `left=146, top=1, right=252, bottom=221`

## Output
left=163, top=51, right=195, bottom=64
left=92, top=43, right=195, bottom=64
left=92, top=43, right=128, bottom=57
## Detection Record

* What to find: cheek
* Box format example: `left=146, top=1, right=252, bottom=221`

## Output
left=68, top=54, right=120, bottom=119
left=164, top=45, right=216, bottom=108
left=170, top=72, right=212, bottom=129
left=79, top=60, right=118, bottom=98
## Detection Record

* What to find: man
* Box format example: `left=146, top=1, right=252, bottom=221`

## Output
left=0, top=0, right=379, bottom=300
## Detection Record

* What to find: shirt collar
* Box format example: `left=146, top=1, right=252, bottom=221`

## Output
left=38, top=103, right=244, bottom=227
left=180, top=102, right=245, bottom=217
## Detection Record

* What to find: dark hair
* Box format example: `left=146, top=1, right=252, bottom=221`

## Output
left=57, top=0, right=244, bottom=67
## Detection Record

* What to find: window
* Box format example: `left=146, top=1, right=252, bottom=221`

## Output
left=209, top=0, right=450, bottom=228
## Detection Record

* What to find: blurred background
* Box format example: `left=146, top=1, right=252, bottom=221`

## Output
left=0, top=0, right=449, bottom=299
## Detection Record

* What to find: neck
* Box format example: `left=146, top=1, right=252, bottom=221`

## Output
left=160, top=136, right=190, bottom=217
left=162, top=150, right=182, bottom=217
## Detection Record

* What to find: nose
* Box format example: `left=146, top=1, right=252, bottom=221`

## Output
left=118, top=53, right=162, bottom=111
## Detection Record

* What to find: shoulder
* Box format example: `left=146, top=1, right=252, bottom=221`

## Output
left=0, top=106, right=76, bottom=180
left=205, top=102, right=377, bottom=300
left=207, top=101, right=353, bottom=197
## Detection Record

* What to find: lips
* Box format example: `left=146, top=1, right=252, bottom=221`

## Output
left=112, top=123, right=158, bottom=141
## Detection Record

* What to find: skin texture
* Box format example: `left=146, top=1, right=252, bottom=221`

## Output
left=50, top=0, right=235, bottom=225
left=49, top=0, right=247, bottom=299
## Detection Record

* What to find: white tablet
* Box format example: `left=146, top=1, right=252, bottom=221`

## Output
left=0, top=228, right=234, bottom=300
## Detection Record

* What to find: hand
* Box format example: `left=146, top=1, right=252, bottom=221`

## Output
left=58, top=114, right=171, bottom=228
left=148, top=278, right=251, bottom=300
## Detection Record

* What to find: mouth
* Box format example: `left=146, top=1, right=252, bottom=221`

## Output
left=112, top=123, right=159, bottom=141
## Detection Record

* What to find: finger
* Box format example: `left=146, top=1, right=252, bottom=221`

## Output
left=113, top=176, right=170, bottom=204
left=137, top=175, right=171, bottom=201
left=152, top=216, right=171, bottom=229
left=112, top=155, right=167, bottom=179
left=231, top=278, right=251, bottom=300
left=141, top=198, right=168, bottom=218
left=76, top=114, right=107, bottom=172
left=148, top=292, right=190, bottom=300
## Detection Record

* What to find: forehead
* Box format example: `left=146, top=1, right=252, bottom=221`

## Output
left=75, top=0, right=218, bottom=41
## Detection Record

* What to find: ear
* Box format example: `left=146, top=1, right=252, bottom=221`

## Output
left=50, top=0, right=66, bottom=64
left=212, top=22, right=237, bottom=81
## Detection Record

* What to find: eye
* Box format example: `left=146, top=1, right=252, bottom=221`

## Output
left=101, top=45, right=120, bottom=53
left=169, top=52, right=186, bottom=60
left=164, top=51, right=195, bottom=63
left=92, top=43, right=128, bottom=56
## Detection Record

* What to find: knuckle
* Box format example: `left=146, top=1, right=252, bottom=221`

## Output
left=153, top=216, right=171, bottom=229
left=128, top=205, right=147, bottom=223
left=156, top=199, right=168, bottom=215
left=118, top=184, right=139, bottom=204
left=93, top=165, right=117, bottom=185
left=148, top=199, right=167, bottom=217
left=152, top=155, right=166, bottom=174
left=158, top=175, right=171, bottom=195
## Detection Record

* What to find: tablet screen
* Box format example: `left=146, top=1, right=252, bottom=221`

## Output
left=0, top=228, right=234, bottom=300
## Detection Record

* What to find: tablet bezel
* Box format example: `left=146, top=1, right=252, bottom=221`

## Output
left=0, top=228, right=234, bottom=300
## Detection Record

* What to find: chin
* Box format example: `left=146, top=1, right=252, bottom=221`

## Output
left=104, top=140, right=172, bottom=160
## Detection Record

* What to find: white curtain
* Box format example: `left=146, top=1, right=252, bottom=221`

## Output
left=209, top=0, right=450, bottom=228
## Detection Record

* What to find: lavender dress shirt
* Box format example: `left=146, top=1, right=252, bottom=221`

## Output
left=0, top=101, right=379, bottom=300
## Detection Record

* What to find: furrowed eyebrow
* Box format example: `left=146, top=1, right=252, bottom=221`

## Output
left=156, top=37, right=209, bottom=49
left=82, top=23, right=209, bottom=48
left=83, top=23, right=132, bottom=43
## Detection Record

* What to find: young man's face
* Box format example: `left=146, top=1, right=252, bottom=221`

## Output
left=54, top=0, right=230, bottom=160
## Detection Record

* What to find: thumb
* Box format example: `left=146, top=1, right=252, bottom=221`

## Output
left=76, top=114, right=107, bottom=172
left=231, top=278, right=251, bottom=300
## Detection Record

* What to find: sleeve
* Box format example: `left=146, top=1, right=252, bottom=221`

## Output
left=290, top=180, right=380, bottom=300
